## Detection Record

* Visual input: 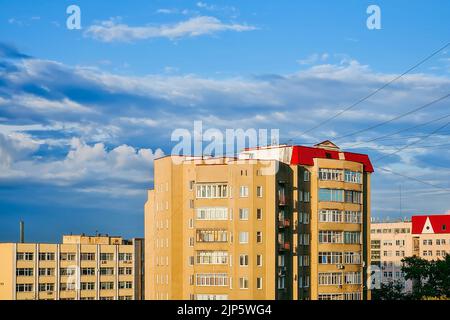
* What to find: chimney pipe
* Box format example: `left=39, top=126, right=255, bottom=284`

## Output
left=20, top=220, right=25, bottom=243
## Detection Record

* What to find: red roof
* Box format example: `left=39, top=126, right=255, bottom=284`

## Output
left=412, top=214, right=450, bottom=234
left=290, top=146, right=374, bottom=173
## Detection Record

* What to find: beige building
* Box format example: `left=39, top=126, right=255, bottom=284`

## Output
left=0, top=234, right=144, bottom=300
left=145, top=141, right=373, bottom=300
left=370, top=221, right=412, bottom=290
left=370, top=214, right=450, bottom=291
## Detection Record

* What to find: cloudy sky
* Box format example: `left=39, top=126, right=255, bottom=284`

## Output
left=0, top=0, right=450, bottom=242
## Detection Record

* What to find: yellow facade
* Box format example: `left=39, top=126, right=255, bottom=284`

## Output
left=145, top=142, right=372, bottom=300
left=0, top=235, right=144, bottom=300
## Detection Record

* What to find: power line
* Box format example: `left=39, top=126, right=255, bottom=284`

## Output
left=345, top=112, right=450, bottom=148
left=361, top=142, right=450, bottom=151
left=375, top=166, right=450, bottom=193
left=374, top=121, right=450, bottom=162
left=333, top=93, right=450, bottom=142
left=291, top=41, right=450, bottom=140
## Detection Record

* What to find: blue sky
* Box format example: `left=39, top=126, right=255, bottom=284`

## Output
left=0, top=0, right=450, bottom=242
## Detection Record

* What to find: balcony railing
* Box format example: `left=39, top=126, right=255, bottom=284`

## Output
left=278, top=218, right=290, bottom=228
left=278, top=242, right=291, bottom=251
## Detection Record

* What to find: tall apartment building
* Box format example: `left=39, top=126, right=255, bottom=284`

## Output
left=145, top=141, right=373, bottom=300
left=0, top=234, right=144, bottom=300
left=370, top=214, right=450, bottom=291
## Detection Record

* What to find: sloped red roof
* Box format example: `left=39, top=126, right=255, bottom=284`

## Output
left=290, top=146, right=374, bottom=173
left=412, top=214, right=450, bottom=234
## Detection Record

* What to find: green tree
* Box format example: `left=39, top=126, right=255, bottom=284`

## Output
left=372, top=279, right=407, bottom=300
left=401, top=255, right=450, bottom=299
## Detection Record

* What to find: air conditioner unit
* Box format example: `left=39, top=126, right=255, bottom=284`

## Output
left=336, top=264, right=345, bottom=270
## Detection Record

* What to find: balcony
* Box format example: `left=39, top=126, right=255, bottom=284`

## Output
left=277, top=266, right=287, bottom=276
left=278, top=242, right=291, bottom=251
left=278, top=218, right=290, bottom=228
left=278, top=195, right=287, bottom=206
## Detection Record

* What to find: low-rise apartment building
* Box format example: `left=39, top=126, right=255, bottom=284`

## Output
left=370, top=214, right=450, bottom=291
left=0, top=234, right=144, bottom=300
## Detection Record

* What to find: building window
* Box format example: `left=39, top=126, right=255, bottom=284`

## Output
left=239, top=277, right=249, bottom=289
left=60, top=267, right=76, bottom=276
left=303, top=212, right=310, bottom=224
left=196, top=251, right=228, bottom=265
left=319, top=231, right=343, bottom=244
left=38, top=252, right=55, bottom=261
left=119, top=267, right=133, bottom=275
left=318, top=252, right=342, bottom=264
left=196, top=207, right=228, bottom=220
left=344, top=190, right=362, bottom=204
left=239, top=255, right=249, bottom=266
left=256, top=208, right=263, bottom=220
left=16, top=284, right=33, bottom=292
left=256, top=186, right=263, bottom=197
left=344, top=232, right=361, bottom=244
left=344, top=252, right=361, bottom=264
left=318, top=189, right=344, bottom=202
left=119, top=281, right=133, bottom=289
left=100, top=253, right=114, bottom=261
left=118, top=253, right=133, bottom=261
left=80, top=282, right=95, bottom=291
left=196, top=184, right=228, bottom=199
left=344, top=272, right=362, bottom=285
left=16, top=268, right=34, bottom=276
left=256, top=231, right=263, bottom=243
left=195, top=273, right=228, bottom=287
left=189, top=180, right=195, bottom=191
left=319, top=168, right=343, bottom=181
left=239, top=208, right=249, bottom=220
left=38, top=268, right=54, bottom=276
left=257, top=278, right=263, bottom=290
left=80, top=253, right=95, bottom=261
left=303, top=192, right=310, bottom=202
left=278, top=255, right=285, bottom=267
left=240, top=186, right=249, bottom=198
left=60, top=283, right=76, bottom=291
left=319, top=209, right=341, bottom=223
left=277, top=277, right=285, bottom=289
left=100, top=268, right=114, bottom=276
left=196, top=229, right=228, bottom=243
left=239, top=232, right=249, bottom=244
left=14, top=253, right=28, bottom=262
left=344, top=170, right=362, bottom=184
left=344, top=211, right=362, bottom=224
left=39, top=283, right=54, bottom=292
left=318, top=272, right=342, bottom=286
left=81, top=268, right=95, bottom=276
left=100, top=282, right=114, bottom=290
left=60, top=253, right=76, bottom=261
left=303, top=170, right=310, bottom=182
left=189, top=218, right=194, bottom=229
left=256, top=255, right=263, bottom=266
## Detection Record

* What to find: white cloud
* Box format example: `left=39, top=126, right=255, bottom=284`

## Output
left=297, top=53, right=330, bottom=65
left=118, top=117, right=159, bottom=127
left=84, top=16, right=256, bottom=42
left=0, top=135, right=164, bottom=193
left=9, top=94, right=95, bottom=114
